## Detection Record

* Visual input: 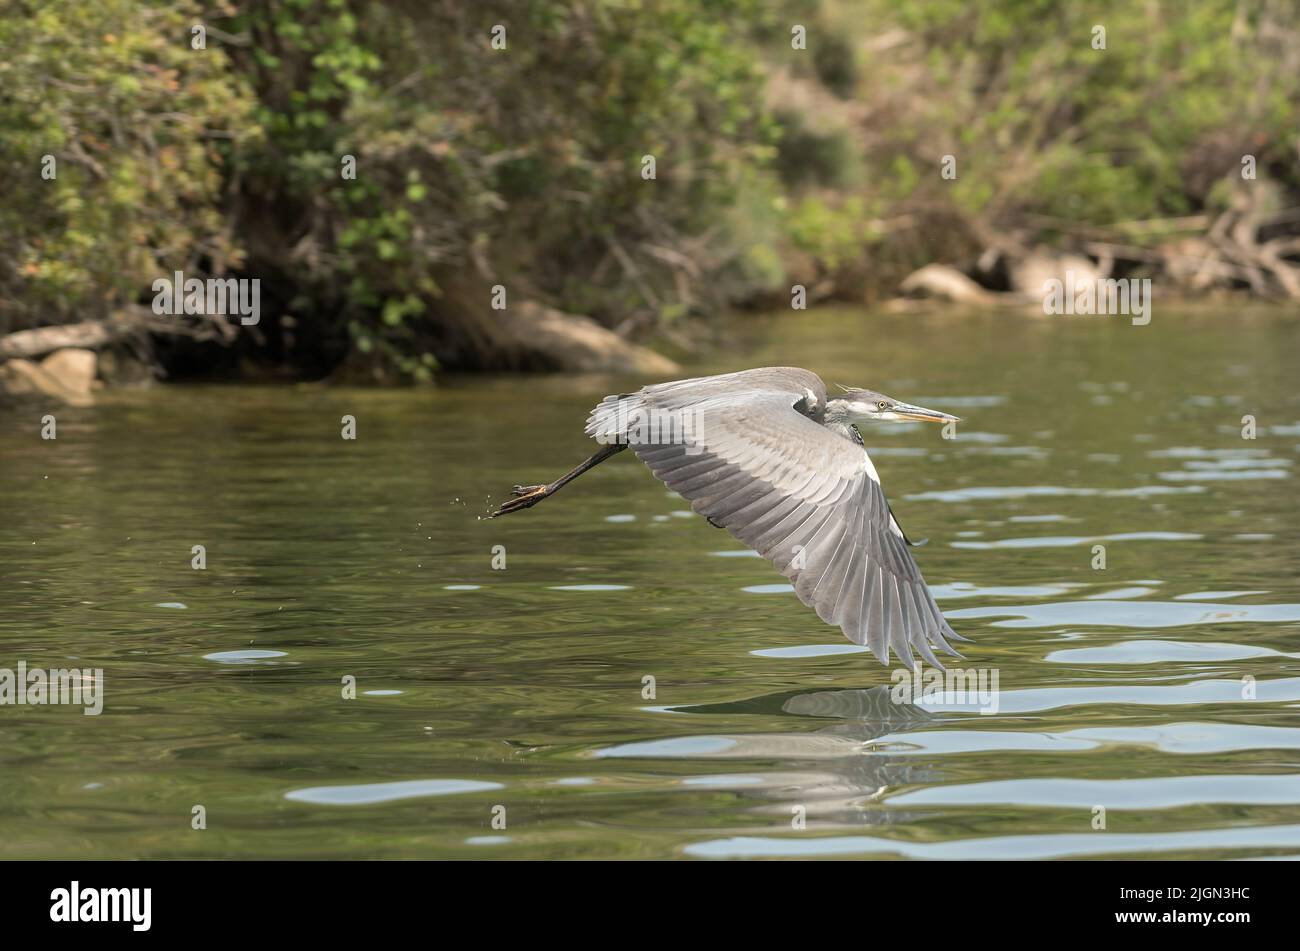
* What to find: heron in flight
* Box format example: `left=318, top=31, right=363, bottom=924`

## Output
left=490, top=367, right=968, bottom=669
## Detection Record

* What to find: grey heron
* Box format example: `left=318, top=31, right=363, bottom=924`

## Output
left=489, top=367, right=968, bottom=669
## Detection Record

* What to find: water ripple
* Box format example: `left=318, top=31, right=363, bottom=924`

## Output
left=948, top=599, right=1300, bottom=628
left=684, top=824, right=1300, bottom=859
left=908, top=485, right=1205, bottom=502
left=1046, top=640, right=1296, bottom=664
left=952, top=532, right=1200, bottom=549
left=285, top=778, right=503, bottom=805
left=889, top=775, right=1300, bottom=808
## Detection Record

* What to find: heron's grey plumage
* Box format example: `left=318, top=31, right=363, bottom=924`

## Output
left=584, top=367, right=964, bottom=669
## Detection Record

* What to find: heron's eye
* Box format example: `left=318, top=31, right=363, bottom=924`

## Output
left=878, top=400, right=889, bottom=411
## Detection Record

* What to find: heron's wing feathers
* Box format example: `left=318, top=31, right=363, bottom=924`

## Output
left=585, top=367, right=828, bottom=446
left=589, top=372, right=962, bottom=669
left=887, top=501, right=928, bottom=547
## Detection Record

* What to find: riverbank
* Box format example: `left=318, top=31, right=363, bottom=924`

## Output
left=2, top=2, right=1297, bottom=390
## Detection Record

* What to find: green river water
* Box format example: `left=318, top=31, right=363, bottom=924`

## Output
left=1, top=305, right=1298, bottom=858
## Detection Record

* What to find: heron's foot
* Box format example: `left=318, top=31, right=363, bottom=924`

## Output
left=489, top=484, right=550, bottom=518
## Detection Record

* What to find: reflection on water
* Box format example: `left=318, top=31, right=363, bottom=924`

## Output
left=950, top=600, right=1300, bottom=627
left=1, top=305, right=1298, bottom=858
left=285, top=779, right=504, bottom=806
left=951, top=531, right=1202, bottom=548
left=684, top=824, right=1300, bottom=860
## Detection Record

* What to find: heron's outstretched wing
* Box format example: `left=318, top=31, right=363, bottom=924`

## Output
left=585, top=368, right=964, bottom=669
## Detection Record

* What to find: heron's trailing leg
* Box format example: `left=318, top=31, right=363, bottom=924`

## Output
left=489, top=443, right=627, bottom=518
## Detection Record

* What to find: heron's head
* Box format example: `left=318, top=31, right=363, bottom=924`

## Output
left=827, top=388, right=961, bottom=425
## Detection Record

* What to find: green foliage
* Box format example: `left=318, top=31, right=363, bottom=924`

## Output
left=859, top=0, right=1300, bottom=225
left=0, top=0, right=255, bottom=331
left=1, top=0, right=1297, bottom=371
left=219, top=0, right=777, bottom=375
left=772, top=109, right=859, bottom=190
left=755, top=0, right=1300, bottom=290
left=787, top=195, right=875, bottom=273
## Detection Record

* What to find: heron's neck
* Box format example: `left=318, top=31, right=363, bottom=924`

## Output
left=822, top=399, right=865, bottom=446
left=823, top=414, right=864, bottom=446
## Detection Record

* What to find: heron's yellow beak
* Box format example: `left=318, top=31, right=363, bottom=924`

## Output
left=891, top=402, right=961, bottom=424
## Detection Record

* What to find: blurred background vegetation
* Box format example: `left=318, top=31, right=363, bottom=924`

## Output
left=1, top=0, right=1297, bottom=385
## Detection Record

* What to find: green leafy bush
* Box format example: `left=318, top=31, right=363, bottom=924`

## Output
left=0, top=0, right=255, bottom=332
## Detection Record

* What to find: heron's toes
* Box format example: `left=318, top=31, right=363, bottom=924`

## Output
left=490, top=485, right=549, bottom=518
